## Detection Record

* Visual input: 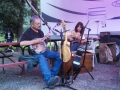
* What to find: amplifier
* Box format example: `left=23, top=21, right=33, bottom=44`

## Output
left=100, top=32, right=110, bottom=43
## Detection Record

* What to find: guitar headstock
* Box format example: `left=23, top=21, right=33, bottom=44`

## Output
left=56, top=21, right=61, bottom=26
left=61, top=20, right=66, bottom=27
left=61, top=20, right=66, bottom=32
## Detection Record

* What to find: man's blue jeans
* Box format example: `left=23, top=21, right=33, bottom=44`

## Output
left=32, top=51, right=62, bottom=85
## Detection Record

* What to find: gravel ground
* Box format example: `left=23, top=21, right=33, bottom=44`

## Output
left=0, top=52, right=120, bottom=90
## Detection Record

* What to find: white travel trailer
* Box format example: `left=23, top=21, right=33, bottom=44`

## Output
left=41, top=0, right=120, bottom=60
left=41, top=0, right=120, bottom=36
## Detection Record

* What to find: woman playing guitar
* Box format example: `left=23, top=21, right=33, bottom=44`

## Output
left=67, top=22, right=87, bottom=51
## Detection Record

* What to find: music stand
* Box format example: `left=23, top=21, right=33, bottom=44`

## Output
left=67, top=20, right=94, bottom=81
left=54, top=29, right=77, bottom=90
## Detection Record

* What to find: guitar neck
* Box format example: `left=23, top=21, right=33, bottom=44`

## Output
left=63, top=27, right=66, bottom=32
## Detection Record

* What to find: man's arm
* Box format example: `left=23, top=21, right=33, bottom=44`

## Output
left=20, top=38, right=44, bottom=46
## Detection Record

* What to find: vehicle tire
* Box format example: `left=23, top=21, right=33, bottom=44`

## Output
left=109, top=38, right=120, bottom=61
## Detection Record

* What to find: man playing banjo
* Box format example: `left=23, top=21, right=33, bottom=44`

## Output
left=20, top=15, right=62, bottom=88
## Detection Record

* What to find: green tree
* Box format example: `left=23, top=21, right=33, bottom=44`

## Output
left=0, top=0, right=40, bottom=42
left=0, top=0, right=26, bottom=41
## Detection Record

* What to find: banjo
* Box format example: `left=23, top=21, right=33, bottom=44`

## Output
left=29, top=22, right=61, bottom=54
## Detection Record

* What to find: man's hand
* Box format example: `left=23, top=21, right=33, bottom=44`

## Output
left=46, top=34, right=50, bottom=39
left=45, top=34, right=50, bottom=44
left=34, top=38, right=44, bottom=44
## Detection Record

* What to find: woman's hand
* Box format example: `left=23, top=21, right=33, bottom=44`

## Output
left=81, top=39, right=87, bottom=45
left=74, top=33, right=80, bottom=39
left=68, top=37, right=74, bottom=41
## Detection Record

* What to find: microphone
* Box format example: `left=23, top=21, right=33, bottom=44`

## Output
left=52, top=31, right=57, bottom=35
left=55, top=29, right=61, bottom=33
left=42, top=23, right=45, bottom=25
left=85, top=27, right=91, bottom=30
left=54, top=29, right=70, bottom=33
left=42, top=21, right=48, bottom=25
left=63, top=29, right=70, bottom=33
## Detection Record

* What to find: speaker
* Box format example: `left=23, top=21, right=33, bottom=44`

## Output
left=100, top=32, right=110, bottom=43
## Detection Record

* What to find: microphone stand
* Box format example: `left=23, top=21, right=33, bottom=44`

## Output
left=67, top=20, right=94, bottom=81
left=73, top=28, right=94, bottom=80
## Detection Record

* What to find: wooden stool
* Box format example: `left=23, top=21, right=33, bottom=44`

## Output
left=63, top=52, right=93, bottom=74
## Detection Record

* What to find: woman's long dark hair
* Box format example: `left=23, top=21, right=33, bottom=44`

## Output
left=74, top=22, right=84, bottom=34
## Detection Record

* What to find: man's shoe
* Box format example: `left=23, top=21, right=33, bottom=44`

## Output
left=48, top=76, right=60, bottom=89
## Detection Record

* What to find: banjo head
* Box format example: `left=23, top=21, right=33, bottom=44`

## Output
left=29, top=39, right=46, bottom=54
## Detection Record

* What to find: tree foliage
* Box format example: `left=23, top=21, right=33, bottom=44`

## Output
left=0, top=0, right=40, bottom=41
left=0, top=0, right=26, bottom=33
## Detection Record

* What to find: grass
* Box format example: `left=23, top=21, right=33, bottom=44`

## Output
left=0, top=34, right=6, bottom=43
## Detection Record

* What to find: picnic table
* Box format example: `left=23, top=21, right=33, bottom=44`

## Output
left=0, top=42, right=26, bottom=74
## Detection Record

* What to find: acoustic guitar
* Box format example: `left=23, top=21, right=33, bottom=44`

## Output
left=67, top=30, right=86, bottom=45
